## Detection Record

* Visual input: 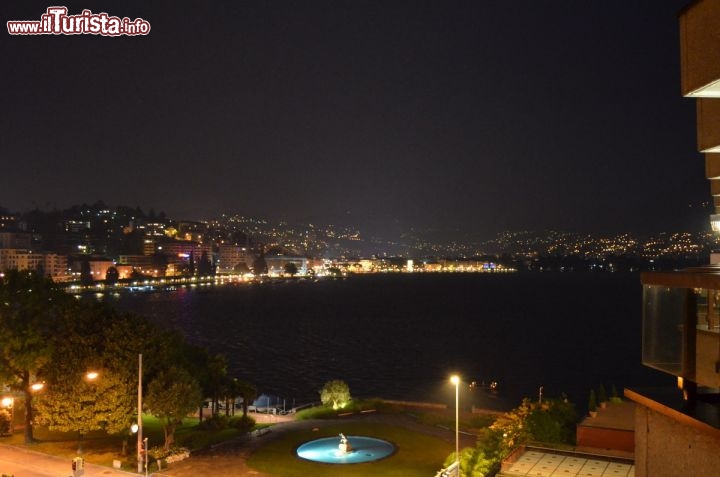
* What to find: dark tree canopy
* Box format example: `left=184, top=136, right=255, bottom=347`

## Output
left=106, top=266, right=119, bottom=284
left=252, top=254, right=267, bottom=275
left=0, top=270, right=75, bottom=442
left=197, top=251, right=213, bottom=277
left=284, top=262, right=298, bottom=276
left=0, top=269, right=253, bottom=451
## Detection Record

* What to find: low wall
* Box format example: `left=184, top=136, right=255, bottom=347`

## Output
left=576, top=425, right=634, bottom=453
left=379, top=399, right=447, bottom=409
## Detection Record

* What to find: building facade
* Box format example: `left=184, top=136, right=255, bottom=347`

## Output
left=0, top=231, right=31, bottom=249
left=217, top=244, right=248, bottom=274
left=627, top=2, right=720, bottom=476
left=0, top=249, right=68, bottom=280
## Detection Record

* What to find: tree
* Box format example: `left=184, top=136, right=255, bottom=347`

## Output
left=33, top=304, right=183, bottom=454
left=151, top=253, right=169, bottom=276
left=106, top=266, right=119, bottom=284
left=0, top=270, right=74, bottom=443
left=252, top=251, right=267, bottom=276
left=80, top=258, right=93, bottom=286
left=102, top=315, right=201, bottom=454
left=35, top=370, right=133, bottom=438
left=284, top=262, right=298, bottom=277
left=588, top=390, right=597, bottom=413
left=224, top=378, right=242, bottom=416
left=597, top=384, right=607, bottom=404
left=233, top=262, right=250, bottom=274
left=236, top=380, right=257, bottom=417
left=145, top=366, right=202, bottom=451
left=197, top=251, right=213, bottom=277
left=320, top=380, right=351, bottom=410
left=34, top=304, right=146, bottom=451
left=205, top=354, right=228, bottom=417
left=188, top=251, right=196, bottom=276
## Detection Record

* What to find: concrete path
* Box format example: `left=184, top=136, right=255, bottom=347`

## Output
left=0, top=444, right=137, bottom=477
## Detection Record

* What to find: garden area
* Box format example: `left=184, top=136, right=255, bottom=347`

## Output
left=247, top=421, right=454, bottom=477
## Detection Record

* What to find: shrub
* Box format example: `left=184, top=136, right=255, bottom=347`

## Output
left=588, top=390, right=597, bottom=412
left=178, top=432, right=210, bottom=450
left=469, top=414, right=496, bottom=429
left=229, top=415, right=256, bottom=431
left=199, top=414, right=229, bottom=430
left=148, top=445, right=190, bottom=466
left=296, top=406, right=339, bottom=420
left=0, top=409, right=11, bottom=435
left=319, top=379, right=351, bottom=409
left=597, top=384, right=607, bottom=403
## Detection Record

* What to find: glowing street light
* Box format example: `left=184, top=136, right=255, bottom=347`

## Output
left=450, top=374, right=460, bottom=471
left=86, top=371, right=99, bottom=381
left=1, top=397, right=14, bottom=435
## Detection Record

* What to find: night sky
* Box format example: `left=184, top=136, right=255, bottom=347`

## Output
left=0, top=1, right=709, bottom=241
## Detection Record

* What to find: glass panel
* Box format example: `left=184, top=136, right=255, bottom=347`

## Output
left=696, top=288, right=709, bottom=330
left=709, top=289, right=720, bottom=331
left=642, top=285, right=684, bottom=376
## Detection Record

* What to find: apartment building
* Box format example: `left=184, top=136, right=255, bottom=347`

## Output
left=627, top=2, right=720, bottom=476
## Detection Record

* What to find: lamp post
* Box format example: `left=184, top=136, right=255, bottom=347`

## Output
left=137, top=353, right=143, bottom=474
left=143, top=437, right=149, bottom=477
left=450, top=375, right=460, bottom=471
left=1, top=397, right=13, bottom=435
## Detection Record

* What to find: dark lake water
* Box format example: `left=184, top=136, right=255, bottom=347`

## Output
left=108, top=273, right=673, bottom=411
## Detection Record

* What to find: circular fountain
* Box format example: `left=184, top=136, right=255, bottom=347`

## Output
left=296, top=434, right=396, bottom=464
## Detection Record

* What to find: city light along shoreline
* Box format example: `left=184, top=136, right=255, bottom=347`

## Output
left=62, top=260, right=516, bottom=296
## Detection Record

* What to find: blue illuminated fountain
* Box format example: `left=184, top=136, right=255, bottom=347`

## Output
left=296, top=433, right=395, bottom=464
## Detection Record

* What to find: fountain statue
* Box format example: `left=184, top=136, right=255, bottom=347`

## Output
left=338, top=433, right=353, bottom=453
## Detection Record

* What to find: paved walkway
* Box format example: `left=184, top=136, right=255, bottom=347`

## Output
left=501, top=449, right=634, bottom=477
left=0, top=444, right=137, bottom=477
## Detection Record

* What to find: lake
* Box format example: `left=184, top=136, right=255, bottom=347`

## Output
left=109, top=272, right=672, bottom=411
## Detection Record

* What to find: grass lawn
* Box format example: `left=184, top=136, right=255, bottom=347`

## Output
left=247, top=421, right=454, bottom=477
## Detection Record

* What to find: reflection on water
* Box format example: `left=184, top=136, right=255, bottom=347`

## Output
left=109, top=273, right=672, bottom=410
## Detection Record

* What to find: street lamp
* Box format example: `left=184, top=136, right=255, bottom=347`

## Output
left=450, top=374, right=460, bottom=470
left=143, top=437, right=149, bottom=477
left=1, top=397, right=13, bottom=435
left=137, top=353, right=143, bottom=474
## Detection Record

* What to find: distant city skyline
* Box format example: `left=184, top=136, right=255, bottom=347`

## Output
left=0, top=1, right=708, bottom=241
left=3, top=200, right=718, bottom=264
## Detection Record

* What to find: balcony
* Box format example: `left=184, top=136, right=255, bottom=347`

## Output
left=641, top=267, right=720, bottom=390
left=680, top=1, right=720, bottom=97
left=698, top=100, right=720, bottom=152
